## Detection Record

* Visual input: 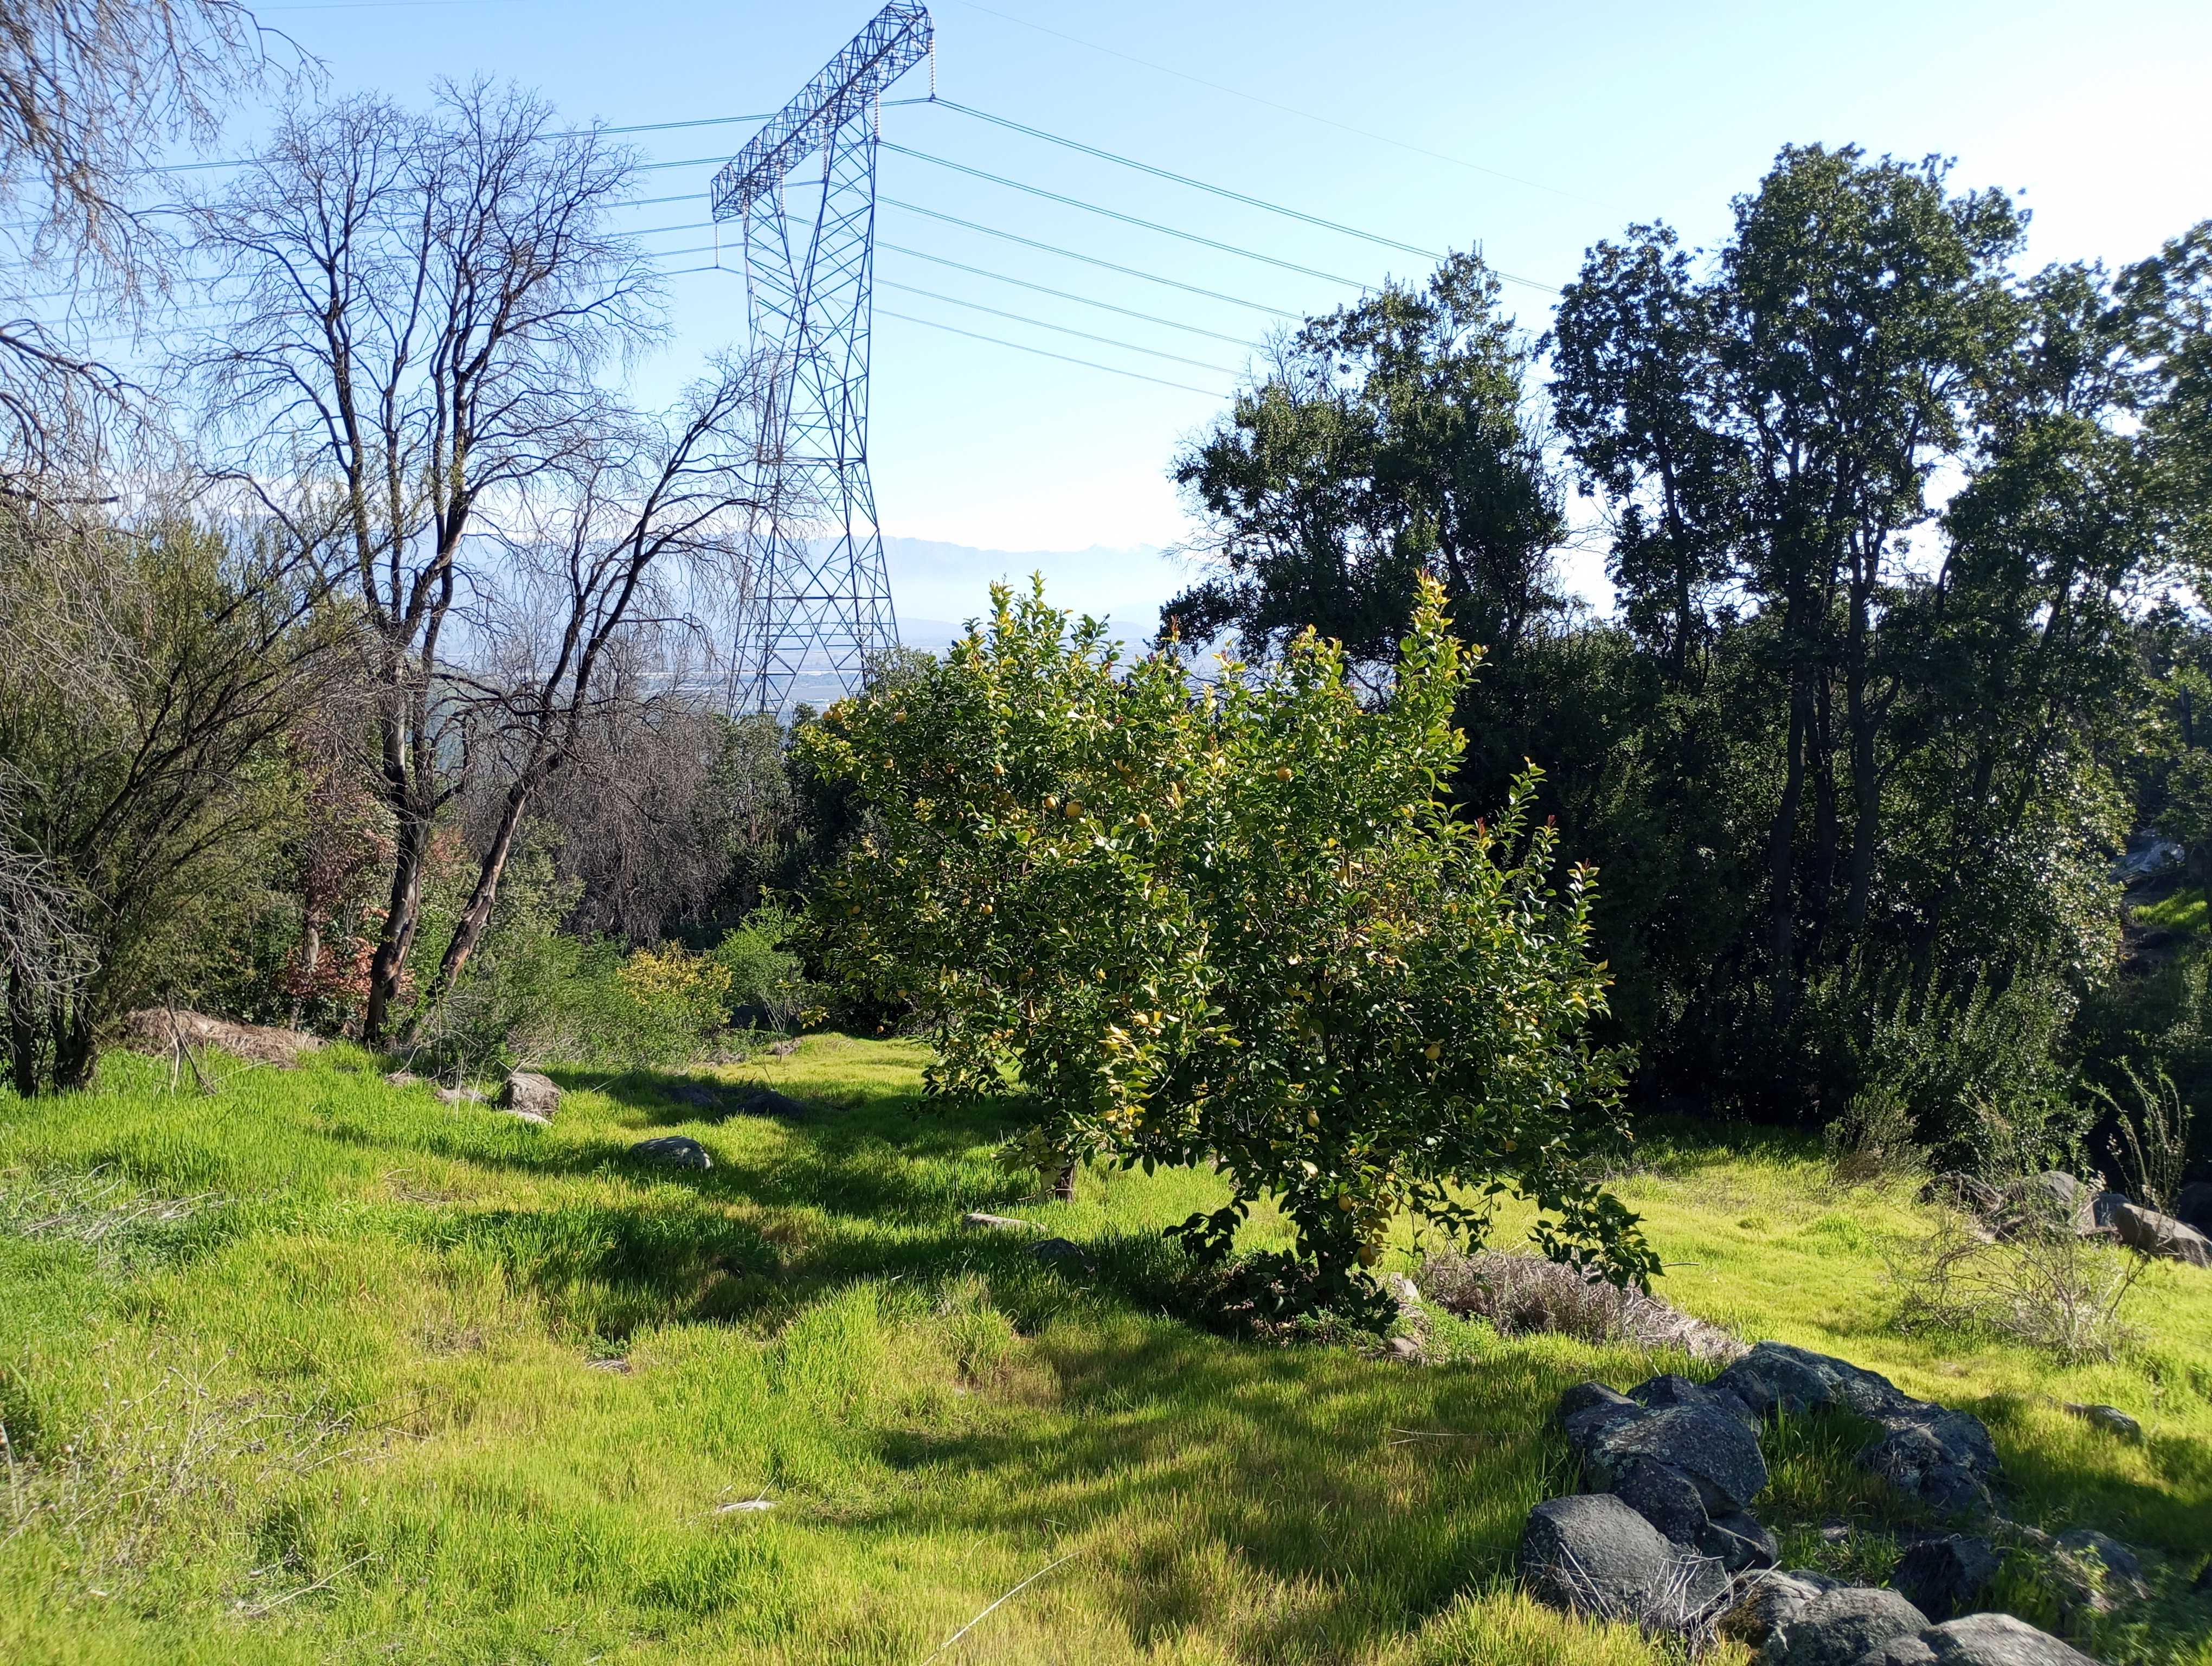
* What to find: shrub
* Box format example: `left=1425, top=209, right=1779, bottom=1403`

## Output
left=617, top=943, right=733, bottom=1039
left=801, top=575, right=1655, bottom=1304
left=1891, top=1184, right=2146, bottom=1362
left=403, top=847, right=729, bottom=1073
left=1825, top=1086, right=1926, bottom=1187
left=2091, top=1062, right=2194, bottom=1215
left=710, top=905, right=811, bottom=1029
left=1804, top=959, right=2085, bottom=1174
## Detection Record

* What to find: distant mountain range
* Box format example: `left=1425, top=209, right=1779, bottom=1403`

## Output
left=750, top=536, right=1199, bottom=709
left=882, top=536, right=1189, bottom=649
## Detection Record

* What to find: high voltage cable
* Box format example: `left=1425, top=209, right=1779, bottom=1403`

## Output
left=158, top=113, right=776, bottom=174
left=880, top=140, right=1369, bottom=291
left=915, top=98, right=1559, bottom=294
left=924, top=98, right=1441, bottom=262
left=626, top=217, right=1271, bottom=345
left=938, top=0, right=1623, bottom=213
left=878, top=242, right=1259, bottom=346
left=876, top=279, right=1238, bottom=373
left=880, top=196, right=1297, bottom=317
left=875, top=306, right=1225, bottom=398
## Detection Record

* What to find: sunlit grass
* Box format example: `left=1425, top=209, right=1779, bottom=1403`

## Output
left=2133, top=887, right=2209, bottom=934
left=1, top=1040, right=2208, bottom=1664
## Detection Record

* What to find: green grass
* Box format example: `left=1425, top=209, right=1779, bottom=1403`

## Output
left=2133, top=887, right=2209, bottom=934
left=1, top=1042, right=2209, bottom=1664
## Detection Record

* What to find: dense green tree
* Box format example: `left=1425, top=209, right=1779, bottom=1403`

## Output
left=1165, top=252, right=1564, bottom=675
left=802, top=578, right=1653, bottom=1304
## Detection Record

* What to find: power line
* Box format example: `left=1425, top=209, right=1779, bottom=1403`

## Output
left=921, top=97, right=1558, bottom=294
left=878, top=242, right=1259, bottom=346
left=881, top=140, right=1371, bottom=291
left=925, top=98, right=1441, bottom=262
left=876, top=279, right=1238, bottom=373
left=875, top=306, right=1226, bottom=398
left=940, top=0, right=1622, bottom=213
left=157, top=113, right=776, bottom=174
left=506, top=218, right=1266, bottom=351
left=881, top=196, right=1298, bottom=318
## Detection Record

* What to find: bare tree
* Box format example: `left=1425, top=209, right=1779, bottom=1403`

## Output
left=0, top=760, right=96, bottom=1093
left=190, top=80, right=661, bottom=1043
left=406, top=360, right=769, bottom=1027
left=0, top=0, right=285, bottom=480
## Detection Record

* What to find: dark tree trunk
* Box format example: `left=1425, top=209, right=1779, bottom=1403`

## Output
left=1809, top=669, right=1840, bottom=962
left=408, top=773, right=536, bottom=1037
left=52, top=998, right=95, bottom=1090
left=8, top=972, right=39, bottom=1097
left=1843, top=553, right=1879, bottom=935
left=364, top=805, right=430, bottom=1046
left=1771, top=668, right=1809, bottom=1018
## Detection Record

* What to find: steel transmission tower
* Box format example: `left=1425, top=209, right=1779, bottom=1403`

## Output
left=712, top=2, right=931, bottom=712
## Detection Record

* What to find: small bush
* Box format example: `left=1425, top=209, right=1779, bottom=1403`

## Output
left=2092, top=1062, right=2194, bottom=1216
left=1826, top=1086, right=1925, bottom=1187
left=617, top=943, right=734, bottom=1039
left=1803, top=960, right=2085, bottom=1172
left=1891, top=1186, right=2147, bottom=1362
left=710, top=904, right=812, bottom=1029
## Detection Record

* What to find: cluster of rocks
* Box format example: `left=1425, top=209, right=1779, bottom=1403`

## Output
left=1519, top=1342, right=2113, bottom=1664
left=1924, top=1170, right=2212, bottom=1269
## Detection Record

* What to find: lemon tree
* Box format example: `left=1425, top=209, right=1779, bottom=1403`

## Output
left=800, top=576, right=1656, bottom=1301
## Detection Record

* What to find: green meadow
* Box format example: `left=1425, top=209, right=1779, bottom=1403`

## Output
left=3, top=1039, right=2209, bottom=1665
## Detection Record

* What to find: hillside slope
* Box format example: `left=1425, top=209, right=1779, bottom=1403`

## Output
left=2, top=1040, right=2207, bottom=1664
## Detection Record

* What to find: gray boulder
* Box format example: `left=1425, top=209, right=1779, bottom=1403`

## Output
left=2105, top=1198, right=2212, bottom=1266
left=1711, top=1343, right=2000, bottom=1516
left=1702, top=1510, right=1779, bottom=1572
left=1030, top=1235, right=1092, bottom=1271
left=1518, top=1492, right=1727, bottom=1624
left=631, top=1135, right=711, bottom=1169
left=1611, top=1456, right=1708, bottom=1545
left=2175, top=1179, right=2212, bottom=1236
left=2054, top=1527, right=2140, bottom=1587
left=1889, top=1536, right=1999, bottom=1623
left=2059, top=1400, right=2142, bottom=1441
left=1719, top=1569, right=1842, bottom=1651
left=2010, top=1171, right=2087, bottom=1216
left=962, top=1212, right=1041, bottom=1233
left=1713, top=1341, right=1907, bottom=1421
left=2051, top=1527, right=2146, bottom=1619
left=1919, top=1172, right=2003, bottom=1215
left=1758, top=1585, right=1927, bottom=1666
left=1567, top=1393, right=1769, bottom=1514
left=499, top=1071, right=561, bottom=1118
left=1559, top=1380, right=1640, bottom=1426
left=1633, top=1371, right=1760, bottom=1427
left=1852, top=1612, right=2099, bottom=1665
left=1861, top=1411, right=1999, bottom=1516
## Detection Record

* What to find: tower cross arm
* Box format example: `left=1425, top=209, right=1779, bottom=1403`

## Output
left=711, top=1, right=933, bottom=222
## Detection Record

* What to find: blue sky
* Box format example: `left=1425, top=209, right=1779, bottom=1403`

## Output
left=232, top=0, right=2211, bottom=618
